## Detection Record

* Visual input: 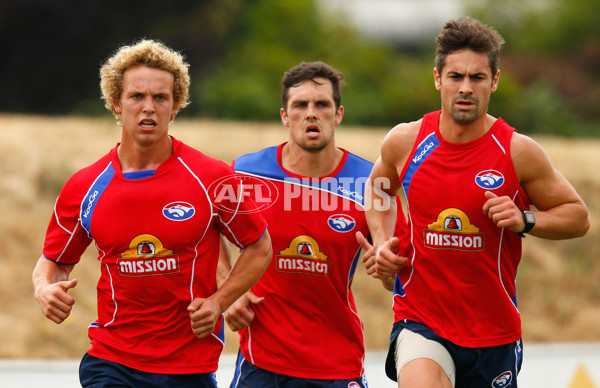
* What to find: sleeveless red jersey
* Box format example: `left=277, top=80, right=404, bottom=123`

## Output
left=393, top=111, right=530, bottom=347
left=42, top=137, right=267, bottom=374
left=232, top=143, right=372, bottom=379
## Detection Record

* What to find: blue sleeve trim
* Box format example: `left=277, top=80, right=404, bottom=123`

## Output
left=42, top=254, right=77, bottom=265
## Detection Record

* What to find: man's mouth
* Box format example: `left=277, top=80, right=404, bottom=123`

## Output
left=139, top=119, right=157, bottom=128
left=306, top=124, right=320, bottom=136
left=455, top=98, right=476, bottom=109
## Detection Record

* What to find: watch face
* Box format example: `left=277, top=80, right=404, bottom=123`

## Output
left=524, top=211, right=535, bottom=223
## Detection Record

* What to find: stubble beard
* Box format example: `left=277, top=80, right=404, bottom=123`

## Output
left=299, top=139, right=329, bottom=153
left=449, top=96, right=480, bottom=124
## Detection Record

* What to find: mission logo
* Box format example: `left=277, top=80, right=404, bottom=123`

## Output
left=118, top=234, right=180, bottom=276
left=424, top=208, right=484, bottom=251
left=276, top=235, right=331, bottom=276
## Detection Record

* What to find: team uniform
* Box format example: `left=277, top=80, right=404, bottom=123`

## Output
left=230, top=143, right=372, bottom=387
left=385, top=111, right=526, bottom=387
left=42, top=137, right=267, bottom=380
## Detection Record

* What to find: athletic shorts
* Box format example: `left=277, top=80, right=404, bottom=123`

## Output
left=79, top=353, right=218, bottom=388
left=230, top=351, right=368, bottom=388
left=385, top=320, right=523, bottom=388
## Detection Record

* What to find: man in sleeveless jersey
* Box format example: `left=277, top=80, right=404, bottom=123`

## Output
left=364, top=17, right=589, bottom=388
left=32, top=39, right=272, bottom=388
left=223, top=61, right=383, bottom=388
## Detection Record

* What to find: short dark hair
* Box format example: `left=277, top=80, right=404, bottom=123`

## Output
left=435, top=17, right=505, bottom=76
left=281, top=61, right=344, bottom=111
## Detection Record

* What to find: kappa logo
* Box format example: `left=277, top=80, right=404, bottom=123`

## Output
left=475, top=169, right=505, bottom=189
left=491, top=371, right=513, bottom=387
left=163, top=201, right=195, bottom=221
left=328, top=214, right=356, bottom=233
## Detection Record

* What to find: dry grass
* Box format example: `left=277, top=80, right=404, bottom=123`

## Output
left=1, top=113, right=598, bottom=359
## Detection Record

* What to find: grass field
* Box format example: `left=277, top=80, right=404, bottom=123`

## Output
left=1, top=114, right=598, bottom=359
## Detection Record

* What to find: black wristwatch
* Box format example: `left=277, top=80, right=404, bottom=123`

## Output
left=519, top=210, right=536, bottom=237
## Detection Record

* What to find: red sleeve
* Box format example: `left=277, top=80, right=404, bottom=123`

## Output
left=210, top=170, right=268, bottom=249
left=43, top=176, right=93, bottom=264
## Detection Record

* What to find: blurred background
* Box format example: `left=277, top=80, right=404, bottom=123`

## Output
left=1, top=0, right=599, bottom=385
left=1, top=0, right=598, bottom=135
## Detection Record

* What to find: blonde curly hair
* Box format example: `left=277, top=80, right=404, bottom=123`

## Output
left=100, top=39, right=190, bottom=120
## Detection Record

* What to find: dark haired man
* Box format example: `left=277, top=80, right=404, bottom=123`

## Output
left=224, top=61, right=374, bottom=388
left=365, top=17, right=589, bottom=388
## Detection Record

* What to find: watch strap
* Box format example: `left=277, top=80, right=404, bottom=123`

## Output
left=519, top=210, right=535, bottom=237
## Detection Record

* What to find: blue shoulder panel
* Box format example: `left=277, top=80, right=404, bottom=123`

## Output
left=234, top=145, right=285, bottom=180
left=235, top=147, right=373, bottom=207
left=402, top=132, right=440, bottom=195
left=328, top=152, right=373, bottom=206
left=80, top=162, right=116, bottom=238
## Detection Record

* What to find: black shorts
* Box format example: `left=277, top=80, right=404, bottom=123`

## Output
left=79, top=353, right=218, bottom=388
left=230, top=351, right=368, bottom=388
left=385, top=320, right=523, bottom=388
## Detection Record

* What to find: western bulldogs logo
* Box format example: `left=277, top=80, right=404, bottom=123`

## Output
left=163, top=201, right=195, bottom=221
left=475, top=169, right=505, bottom=189
left=348, top=382, right=361, bottom=388
left=491, top=371, right=512, bottom=387
left=328, top=214, right=356, bottom=232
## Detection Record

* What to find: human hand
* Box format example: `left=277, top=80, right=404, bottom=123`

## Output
left=375, top=237, right=408, bottom=278
left=356, top=231, right=376, bottom=276
left=34, top=279, right=78, bottom=324
left=357, top=231, right=396, bottom=291
left=223, top=291, right=264, bottom=332
left=482, top=191, right=524, bottom=233
left=188, top=297, right=222, bottom=339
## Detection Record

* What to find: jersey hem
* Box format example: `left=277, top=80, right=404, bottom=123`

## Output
left=85, top=349, right=218, bottom=375
left=248, top=358, right=364, bottom=380
left=393, top=317, right=522, bottom=348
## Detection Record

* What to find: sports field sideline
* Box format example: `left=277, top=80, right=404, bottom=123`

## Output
left=1, top=344, right=599, bottom=388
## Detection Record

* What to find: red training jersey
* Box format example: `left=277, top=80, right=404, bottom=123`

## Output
left=43, top=137, right=267, bottom=374
left=232, top=143, right=372, bottom=379
left=393, top=111, right=530, bottom=348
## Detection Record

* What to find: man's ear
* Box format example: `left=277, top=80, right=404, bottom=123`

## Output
left=491, top=69, right=500, bottom=92
left=335, top=105, right=344, bottom=126
left=280, top=108, right=289, bottom=127
left=433, top=67, right=442, bottom=91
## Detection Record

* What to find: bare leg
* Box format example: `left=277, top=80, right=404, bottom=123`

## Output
left=398, top=358, right=453, bottom=388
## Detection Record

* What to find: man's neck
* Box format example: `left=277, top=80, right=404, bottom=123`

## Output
left=438, top=111, right=496, bottom=144
left=281, top=142, right=343, bottom=178
left=117, top=136, right=173, bottom=173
